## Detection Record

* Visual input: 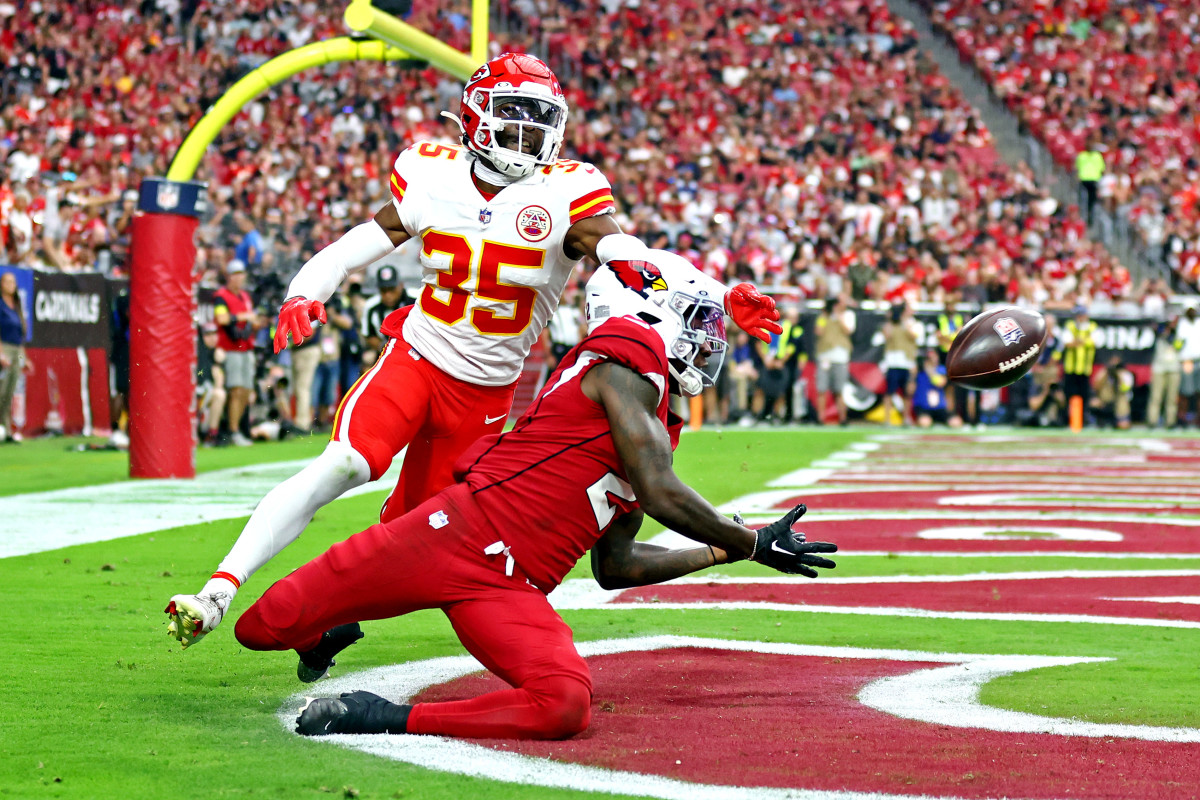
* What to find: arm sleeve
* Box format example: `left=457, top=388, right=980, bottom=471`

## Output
left=285, top=221, right=397, bottom=303
left=595, top=234, right=729, bottom=301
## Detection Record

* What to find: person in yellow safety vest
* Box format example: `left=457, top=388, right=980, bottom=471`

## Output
left=1061, top=304, right=1098, bottom=419
left=1076, top=136, right=1106, bottom=225
left=936, top=298, right=979, bottom=426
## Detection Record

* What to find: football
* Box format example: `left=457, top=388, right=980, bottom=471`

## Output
left=945, top=306, right=1047, bottom=390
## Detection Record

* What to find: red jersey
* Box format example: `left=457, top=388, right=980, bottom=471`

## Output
left=455, top=316, right=683, bottom=592
left=214, top=286, right=255, bottom=352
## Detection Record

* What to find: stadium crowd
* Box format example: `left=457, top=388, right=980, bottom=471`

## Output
left=927, top=0, right=1200, bottom=290
left=0, top=0, right=1193, bottom=441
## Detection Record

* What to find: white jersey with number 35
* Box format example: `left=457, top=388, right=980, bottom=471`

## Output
left=387, top=141, right=616, bottom=386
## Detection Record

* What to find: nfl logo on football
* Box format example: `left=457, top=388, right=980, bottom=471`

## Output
left=993, top=316, right=1024, bottom=345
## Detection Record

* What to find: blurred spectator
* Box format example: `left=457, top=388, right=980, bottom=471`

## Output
left=814, top=295, right=856, bottom=426
left=361, top=265, right=412, bottom=359
left=1075, top=137, right=1105, bottom=225
left=543, top=286, right=586, bottom=373
left=882, top=303, right=920, bottom=426
left=1147, top=317, right=1183, bottom=428
left=333, top=283, right=367, bottom=397
left=776, top=305, right=807, bottom=423
left=213, top=260, right=263, bottom=447
left=1091, top=358, right=1134, bottom=430
left=1061, top=304, right=1098, bottom=423
left=728, top=329, right=761, bottom=424
left=912, top=349, right=952, bottom=428
left=289, top=318, right=322, bottom=434
left=1177, top=306, right=1200, bottom=427
left=0, top=269, right=25, bottom=442
left=197, top=322, right=227, bottom=446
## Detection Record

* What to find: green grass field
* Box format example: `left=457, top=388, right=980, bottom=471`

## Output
left=2, top=428, right=1197, bottom=799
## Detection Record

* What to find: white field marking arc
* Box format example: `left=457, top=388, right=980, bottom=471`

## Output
left=857, top=659, right=1200, bottom=743
left=1102, top=596, right=1200, bottom=605
left=865, top=433, right=1180, bottom=450
left=0, top=456, right=406, bottom=560
left=814, top=465, right=1200, bottom=478
left=282, top=635, right=1153, bottom=800
left=915, top=526, right=1123, bottom=542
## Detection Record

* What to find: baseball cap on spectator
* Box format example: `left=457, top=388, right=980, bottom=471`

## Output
left=227, top=259, right=247, bottom=274
left=377, top=265, right=399, bottom=288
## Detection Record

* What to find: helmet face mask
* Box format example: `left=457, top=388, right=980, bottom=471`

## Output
left=457, top=54, right=568, bottom=180
left=585, top=252, right=729, bottom=397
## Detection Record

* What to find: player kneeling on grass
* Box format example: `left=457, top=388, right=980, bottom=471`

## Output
left=232, top=251, right=837, bottom=740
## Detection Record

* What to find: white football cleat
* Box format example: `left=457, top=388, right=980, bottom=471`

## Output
left=165, top=592, right=232, bottom=649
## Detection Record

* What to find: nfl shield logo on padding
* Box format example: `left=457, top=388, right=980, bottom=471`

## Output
left=479, top=208, right=492, bottom=225
left=993, top=317, right=1024, bottom=345
left=156, top=182, right=180, bottom=211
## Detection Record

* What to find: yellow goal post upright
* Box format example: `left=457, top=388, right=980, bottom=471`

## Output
left=129, top=0, right=491, bottom=479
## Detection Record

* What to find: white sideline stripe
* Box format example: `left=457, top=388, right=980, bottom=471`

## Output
left=0, top=456, right=404, bottom=560
left=1103, top=596, right=1200, bottom=605
left=286, top=636, right=1158, bottom=799
left=550, top=600, right=1200, bottom=630
left=77, top=346, right=93, bottom=437
left=338, top=338, right=395, bottom=442
left=562, top=569, right=1200, bottom=588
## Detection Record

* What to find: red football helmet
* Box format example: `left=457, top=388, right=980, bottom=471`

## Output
left=453, top=53, right=568, bottom=180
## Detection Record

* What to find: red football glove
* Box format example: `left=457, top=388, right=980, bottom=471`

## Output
left=274, top=296, right=327, bottom=353
left=725, top=283, right=782, bottom=343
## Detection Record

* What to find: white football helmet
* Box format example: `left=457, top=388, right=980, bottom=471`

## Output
left=585, top=249, right=728, bottom=397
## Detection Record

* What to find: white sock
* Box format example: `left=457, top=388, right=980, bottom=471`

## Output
left=214, top=442, right=372, bottom=587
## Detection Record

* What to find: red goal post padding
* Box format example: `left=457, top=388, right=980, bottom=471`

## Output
left=127, top=178, right=207, bottom=479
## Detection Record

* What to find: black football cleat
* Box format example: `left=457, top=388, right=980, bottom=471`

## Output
left=296, top=622, right=365, bottom=683
left=295, top=690, right=411, bottom=736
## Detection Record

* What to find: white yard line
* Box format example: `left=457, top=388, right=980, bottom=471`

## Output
left=0, top=456, right=403, bottom=559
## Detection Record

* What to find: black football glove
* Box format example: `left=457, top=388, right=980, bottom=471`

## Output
left=742, top=504, right=837, bottom=577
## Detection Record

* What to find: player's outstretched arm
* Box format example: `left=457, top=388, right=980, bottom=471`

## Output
left=565, top=217, right=781, bottom=342
left=585, top=361, right=756, bottom=559
left=590, top=509, right=730, bottom=590
left=275, top=203, right=409, bottom=352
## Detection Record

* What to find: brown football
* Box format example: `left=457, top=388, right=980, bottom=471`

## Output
left=945, top=307, right=1047, bottom=390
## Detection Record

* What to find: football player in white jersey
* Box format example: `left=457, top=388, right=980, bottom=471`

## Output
left=166, top=53, right=781, bottom=654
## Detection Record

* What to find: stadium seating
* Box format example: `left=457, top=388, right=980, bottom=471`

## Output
left=0, top=0, right=1132, bottom=312
left=927, top=0, right=1200, bottom=289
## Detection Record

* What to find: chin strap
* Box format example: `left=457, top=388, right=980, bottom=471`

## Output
left=470, top=152, right=524, bottom=186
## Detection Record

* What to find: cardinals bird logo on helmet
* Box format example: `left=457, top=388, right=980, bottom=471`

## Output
left=609, top=260, right=668, bottom=298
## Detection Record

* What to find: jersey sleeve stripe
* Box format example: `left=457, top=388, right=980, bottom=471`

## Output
left=569, top=187, right=612, bottom=212
left=569, top=194, right=615, bottom=224
left=390, top=171, right=407, bottom=202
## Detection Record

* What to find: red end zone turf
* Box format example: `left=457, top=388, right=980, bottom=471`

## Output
left=413, top=648, right=1200, bottom=799
left=612, top=574, right=1200, bottom=623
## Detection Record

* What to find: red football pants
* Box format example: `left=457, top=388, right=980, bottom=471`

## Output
left=234, top=484, right=593, bottom=740
left=330, top=328, right=516, bottom=521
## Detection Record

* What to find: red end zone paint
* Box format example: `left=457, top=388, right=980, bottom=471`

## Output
left=613, top=575, right=1200, bottom=622
left=771, top=516, right=1200, bottom=554
left=412, top=648, right=1200, bottom=799
left=764, top=487, right=1200, bottom=514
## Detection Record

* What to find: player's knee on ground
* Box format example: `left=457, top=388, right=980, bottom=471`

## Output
left=234, top=581, right=310, bottom=651
left=527, top=675, right=592, bottom=739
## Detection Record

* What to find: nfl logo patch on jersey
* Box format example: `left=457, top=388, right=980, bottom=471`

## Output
left=993, top=317, right=1025, bottom=345
left=516, top=205, right=552, bottom=242
left=479, top=208, right=492, bottom=225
